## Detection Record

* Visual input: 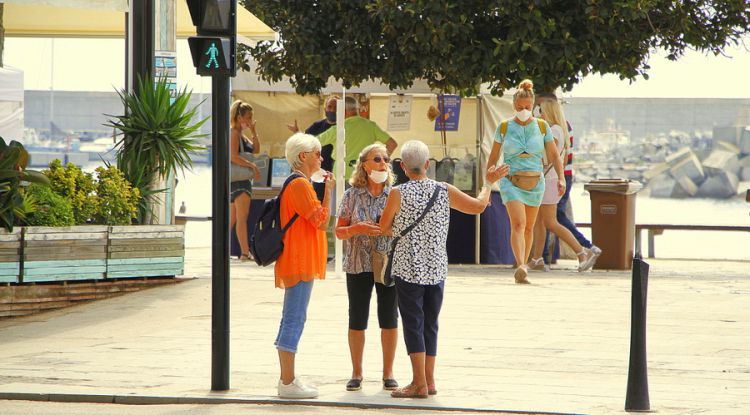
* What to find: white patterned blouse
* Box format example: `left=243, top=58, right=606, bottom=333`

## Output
left=391, top=179, right=449, bottom=285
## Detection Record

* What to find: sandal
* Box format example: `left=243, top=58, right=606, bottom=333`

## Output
left=383, top=378, right=399, bottom=390
left=514, top=266, right=530, bottom=284
left=527, top=257, right=545, bottom=271
left=346, top=378, right=362, bottom=391
left=427, top=384, right=437, bottom=395
left=390, top=383, right=428, bottom=399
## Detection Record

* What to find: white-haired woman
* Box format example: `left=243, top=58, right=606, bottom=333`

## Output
left=529, top=97, right=599, bottom=272
left=335, top=143, right=399, bottom=392
left=486, top=79, right=565, bottom=284
left=274, top=133, right=334, bottom=399
left=379, top=140, right=507, bottom=398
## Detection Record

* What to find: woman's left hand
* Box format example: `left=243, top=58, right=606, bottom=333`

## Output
left=557, top=178, right=566, bottom=196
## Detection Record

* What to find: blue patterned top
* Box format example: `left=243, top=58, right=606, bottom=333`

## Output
left=494, top=118, right=554, bottom=174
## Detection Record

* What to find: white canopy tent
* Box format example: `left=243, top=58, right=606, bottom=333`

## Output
left=0, top=67, right=25, bottom=141
left=232, top=67, right=516, bottom=266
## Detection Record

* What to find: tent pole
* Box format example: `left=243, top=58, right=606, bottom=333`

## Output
left=475, top=95, right=483, bottom=265
left=334, top=89, right=346, bottom=277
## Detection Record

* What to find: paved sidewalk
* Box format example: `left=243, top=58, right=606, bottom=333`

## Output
left=0, top=246, right=748, bottom=415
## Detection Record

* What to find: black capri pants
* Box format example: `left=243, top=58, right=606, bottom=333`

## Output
left=395, top=276, right=445, bottom=356
left=346, top=272, right=398, bottom=330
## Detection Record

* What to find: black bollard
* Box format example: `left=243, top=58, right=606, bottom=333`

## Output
left=625, top=253, right=650, bottom=411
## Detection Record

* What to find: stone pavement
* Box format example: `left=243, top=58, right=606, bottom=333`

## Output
left=0, top=246, right=748, bottom=415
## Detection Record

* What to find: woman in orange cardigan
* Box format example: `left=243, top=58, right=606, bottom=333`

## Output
left=274, top=133, right=334, bottom=399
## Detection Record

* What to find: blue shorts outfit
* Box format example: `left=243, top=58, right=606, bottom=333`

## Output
left=495, top=119, right=553, bottom=207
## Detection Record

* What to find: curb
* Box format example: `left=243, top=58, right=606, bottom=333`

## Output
left=0, top=392, right=585, bottom=415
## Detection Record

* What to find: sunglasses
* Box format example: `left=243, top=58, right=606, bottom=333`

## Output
left=367, top=156, right=391, bottom=163
left=304, top=150, right=322, bottom=158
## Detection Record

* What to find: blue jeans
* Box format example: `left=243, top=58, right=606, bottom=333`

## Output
left=275, top=280, right=314, bottom=353
left=543, top=175, right=592, bottom=261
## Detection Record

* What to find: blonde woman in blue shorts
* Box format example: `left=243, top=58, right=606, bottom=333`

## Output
left=486, top=79, right=565, bottom=284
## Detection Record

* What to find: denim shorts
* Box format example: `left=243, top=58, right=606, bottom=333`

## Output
left=274, top=280, right=314, bottom=353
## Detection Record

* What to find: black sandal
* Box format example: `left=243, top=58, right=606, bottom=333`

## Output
left=346, top=378, right=362, bottom=391
left=383, top=378, right=399, bottom=390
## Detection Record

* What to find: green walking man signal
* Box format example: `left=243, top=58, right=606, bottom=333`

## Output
left=186, top=0, right=237, bottom=76
left=205, top=42, right=220, bottom=69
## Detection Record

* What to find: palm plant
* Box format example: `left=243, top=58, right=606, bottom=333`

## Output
left=0, top=137, right=50, bottom=231
left=105, top=76, right=207, bottom=223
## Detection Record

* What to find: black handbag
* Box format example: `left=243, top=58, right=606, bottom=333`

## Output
left=382, top=185, right=442, bottom=287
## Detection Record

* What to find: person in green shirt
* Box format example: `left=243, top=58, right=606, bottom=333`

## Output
left=317, top=97, right=398, bottom=180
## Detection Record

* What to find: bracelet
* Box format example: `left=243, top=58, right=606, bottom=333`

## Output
left=482, top=184, right=491, bottom=191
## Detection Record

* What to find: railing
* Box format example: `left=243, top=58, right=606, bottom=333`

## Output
left=175, top=216, right=749, bottom=260
left=576, top=223, right=750, bottom=258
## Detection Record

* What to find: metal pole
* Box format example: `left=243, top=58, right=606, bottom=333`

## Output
left=211, top=75, right=231, bottom=391
left=128, top=0, right=155, bottom=94
left=625, top=254, right=650, bottom=411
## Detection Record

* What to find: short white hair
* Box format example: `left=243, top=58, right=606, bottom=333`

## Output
left=400, top=140, right=429, bottom=174
left=285, top=133, right=321, bottom=169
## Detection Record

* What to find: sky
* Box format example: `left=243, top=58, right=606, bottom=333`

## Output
left=4, top=37, right=750, bottom=98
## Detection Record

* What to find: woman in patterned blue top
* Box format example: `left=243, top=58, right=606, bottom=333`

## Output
left=335, top=143, right=399, bottom=392
left=486, top=79, right=565, bottom=284
left=379, top=140, right=507, bottom=399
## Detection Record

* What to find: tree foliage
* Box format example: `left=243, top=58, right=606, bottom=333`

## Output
left=245, top=0, right=750, bottom=95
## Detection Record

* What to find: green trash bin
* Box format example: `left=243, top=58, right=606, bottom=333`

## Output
left=583, top=179, right=643, bottom=270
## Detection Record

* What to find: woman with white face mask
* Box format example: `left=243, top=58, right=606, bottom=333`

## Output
left=334, top=143, right=399, bottom=392
left=486, top=79, right=566, bottom=284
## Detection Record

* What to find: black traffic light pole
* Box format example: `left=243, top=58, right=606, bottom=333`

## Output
left=185, top=0, right=237, bottom=392
left=211, top=74, right=231, bottom=391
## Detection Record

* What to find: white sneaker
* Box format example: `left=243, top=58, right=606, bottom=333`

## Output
left=590, top=245, right=602, bottom=260
left=278, top=378, right=318, bottom=399
left=577, top=248, right=597, bottom=272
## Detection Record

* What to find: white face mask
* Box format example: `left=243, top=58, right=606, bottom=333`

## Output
left=368, top=170, right=389, bottom=184
left=516, top=109, right=532, bottom=122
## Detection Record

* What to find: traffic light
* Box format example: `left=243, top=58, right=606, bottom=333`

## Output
left=186, top=0, right=237, bottom=76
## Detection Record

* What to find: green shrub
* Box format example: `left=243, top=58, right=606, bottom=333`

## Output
left=92, top=165, right=140, bottom=225
left=43, top=160, right=98, bottom=224
left=23, top=184, right=75, bottom=227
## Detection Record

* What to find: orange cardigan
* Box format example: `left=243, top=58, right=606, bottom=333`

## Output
left=274, top=178, right=329, bottom=288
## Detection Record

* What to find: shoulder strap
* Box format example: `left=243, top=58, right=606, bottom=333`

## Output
left=278, top=173, right=304, bottom=232
left=499, top=120, right=508, bottom=141
left=537, top=119, right=547, bottom=135
left=398, top=185, right=442, bottom=238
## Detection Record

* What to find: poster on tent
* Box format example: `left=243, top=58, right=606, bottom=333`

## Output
left=434, top=95, right=461, bottom=132
left=388, top=95, right=412, bottom=131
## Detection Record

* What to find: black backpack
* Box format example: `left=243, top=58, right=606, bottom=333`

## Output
left=249, top=173, right=304, bottom=266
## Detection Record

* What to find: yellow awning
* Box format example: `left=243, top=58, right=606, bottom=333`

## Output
left=4, top=3, right=276, bottom=41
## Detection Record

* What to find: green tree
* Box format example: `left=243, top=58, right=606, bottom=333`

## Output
left=246, top=0, right=750, bottom=94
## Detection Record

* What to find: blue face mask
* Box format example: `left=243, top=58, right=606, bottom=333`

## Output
left=325, top=111, right=336, bottom=123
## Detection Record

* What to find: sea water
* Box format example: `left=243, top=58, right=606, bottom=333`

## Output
left=175, top=166, right=749, bottom=260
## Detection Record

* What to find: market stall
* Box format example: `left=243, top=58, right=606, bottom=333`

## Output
left=229, top=69, right=516, bottom=265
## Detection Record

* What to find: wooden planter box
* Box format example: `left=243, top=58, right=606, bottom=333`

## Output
left=23, top=226, right=109, bottom=283
left=0, top=229, right=22, bottom=283
left=0, top=225, right=185, bottom=284
left=107, top=225, right=184, bottom=278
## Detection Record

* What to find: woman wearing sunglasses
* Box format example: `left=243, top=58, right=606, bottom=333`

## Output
left=335, top=143, right=399, bottom=392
